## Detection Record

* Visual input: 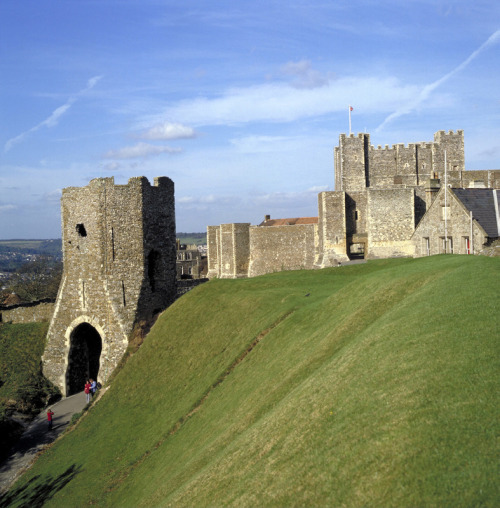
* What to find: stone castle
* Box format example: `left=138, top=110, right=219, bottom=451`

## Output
left=42, top=176, right=177, bottom=396
left=207, top=130, right=500, bottom=278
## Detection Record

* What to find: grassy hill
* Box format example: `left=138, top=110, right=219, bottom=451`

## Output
left=0, top=322, right=60, bottom=460
left=4, top=255, right=499, bottom=507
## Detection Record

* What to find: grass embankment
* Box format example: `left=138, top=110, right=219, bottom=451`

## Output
left=0, top=322, right=59, bottom=460
left=4, top=255, right=499, bottom=507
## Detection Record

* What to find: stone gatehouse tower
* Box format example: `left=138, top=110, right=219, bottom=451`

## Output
left=43, top=176, right=176, bottom=396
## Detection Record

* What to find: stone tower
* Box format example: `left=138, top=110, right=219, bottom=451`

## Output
left=43, top=176, right=176, bottom=396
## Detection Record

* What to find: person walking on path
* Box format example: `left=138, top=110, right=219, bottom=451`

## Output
left=84, top=380, right=91, bottom=403
left=47, top=409, right=54, bottom=431
left=0, top=392, right=89, bottom=494
left=90, top=379, right=97, bottom=397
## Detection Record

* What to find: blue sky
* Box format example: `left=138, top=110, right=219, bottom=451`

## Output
left=1, top=0, right=499, bottom=239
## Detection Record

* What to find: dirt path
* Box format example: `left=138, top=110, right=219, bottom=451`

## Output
left=0, top=392, right=87, bottom=494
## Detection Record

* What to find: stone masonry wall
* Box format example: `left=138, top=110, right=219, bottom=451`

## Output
left=316, top=191, right=349, bottom=267
left=43, top=176, right=176, bottom=395
left=207, top=226, right=221, bottom=278
left=335, top=130, right=467, bottom=192
left=367, top=189, right=415, bottom=259
left=461, top=170, right=500, bottom=189
left=0, top=300, right=54, bottom=324
left=218, top=223, right=250, bottom=278
left=334, top=133, right=369, bottom=191
left=248, top=224, right=316, bottom=277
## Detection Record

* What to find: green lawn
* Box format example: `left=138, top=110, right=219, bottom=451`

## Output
left=0, top=322, right=52, bottom=406
left=4, top=255, right=499, bottom=507
left=0, top=322, right=60, bottom=460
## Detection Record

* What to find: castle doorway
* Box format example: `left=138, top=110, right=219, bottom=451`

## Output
left=348, top=242, right=365, bottom=260
left=65, top=323, right=102, bottom=396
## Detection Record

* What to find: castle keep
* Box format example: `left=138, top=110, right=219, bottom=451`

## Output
left=43, top=176, right=176, bottom=395
left=208, top=130, right=499, bottom=278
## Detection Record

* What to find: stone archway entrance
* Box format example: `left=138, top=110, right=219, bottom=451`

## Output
left=65, top=323, right=102, bottom=396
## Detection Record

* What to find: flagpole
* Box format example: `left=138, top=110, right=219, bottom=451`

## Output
left=349, top=105, right=352, bottom=135
left=444, top=150, right=448, bottom=253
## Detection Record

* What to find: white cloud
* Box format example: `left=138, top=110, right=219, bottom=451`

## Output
left=101, top=161, right=121, bottom=171
left=139, top=122, right=197, bottom=140
left=376, top=29, right=500, bottom=131
left=229, top=135, right=294, bottom=153
left=155, top=76, right=421, bottom=127
left=4, top=75, right=103, bottom=152
left=103, top=142, right=182, bottom=159
left=307, top=185, right=329, bottom=193
left=279, top=60, right=331, bottom=89
left=0, top=204, right=17, bottom=213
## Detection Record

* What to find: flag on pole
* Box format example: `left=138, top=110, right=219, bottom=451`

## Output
left=350, top=106, right=353, bottom=111
left=348, top=105, right=353, bottom=134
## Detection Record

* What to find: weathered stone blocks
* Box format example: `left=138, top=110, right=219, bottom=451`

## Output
left=43, top=176, right=176, bottom=395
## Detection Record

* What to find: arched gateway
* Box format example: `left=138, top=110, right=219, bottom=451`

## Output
left=65, top=322, right=102, bottom=395
left=43, top=177, right=177, bottom=396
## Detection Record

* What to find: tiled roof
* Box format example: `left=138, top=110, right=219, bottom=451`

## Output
left=452, top=188, right=500, bottom=237
left=258, top=217, right=318, bottom=227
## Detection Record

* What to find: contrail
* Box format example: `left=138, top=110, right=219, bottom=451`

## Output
left=4, top=75, right=103, bottom=153
left=376, top=30, right=500, bottom=132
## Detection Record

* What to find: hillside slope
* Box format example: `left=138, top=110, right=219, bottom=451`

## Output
left=4, top=256, right=499, bottom=507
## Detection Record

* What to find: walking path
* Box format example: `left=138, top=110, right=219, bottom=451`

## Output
left=0, top=392, right=87, bottom=494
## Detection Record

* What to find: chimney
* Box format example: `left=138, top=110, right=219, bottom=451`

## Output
left=264, top=214, right=270, bottom=221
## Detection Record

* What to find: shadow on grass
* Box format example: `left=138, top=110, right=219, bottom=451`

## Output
left=0, top=464, right=81, bottom=508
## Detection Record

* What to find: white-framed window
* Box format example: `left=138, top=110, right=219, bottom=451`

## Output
left=423, top=237, right=430, bottom=256
left=462, top=236, right=471, bottom=255
left=441, top=206, right=450, bottom=221
left=440, top=236, right=453, bottom=254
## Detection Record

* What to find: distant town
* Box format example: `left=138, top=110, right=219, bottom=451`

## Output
left=0, top=234, right=208, bottom=303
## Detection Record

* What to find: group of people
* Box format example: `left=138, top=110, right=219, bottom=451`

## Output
left=46, top=378, right=99, bottom=431
left=84, top=378, right=98, bottom=403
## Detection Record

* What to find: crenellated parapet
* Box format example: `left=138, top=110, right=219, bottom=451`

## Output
left=335, top=130, right=466, bottom=192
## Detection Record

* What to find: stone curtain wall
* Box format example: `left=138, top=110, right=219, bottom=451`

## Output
left=316, top=192, right=349, bottom=267
left=207, top=226, right=221, bottom=279
left=461, top=170, right=500, bottom=189
left=367, top=189, right=416, bottom=259
left=248, top=224, right=316, bottom=277
left=0, top=300, right=54, bottom=324
left=216, top=223, right=251, bottom=278
left=43, top=176, right=176, bottom=394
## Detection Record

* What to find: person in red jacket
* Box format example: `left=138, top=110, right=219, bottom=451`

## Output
left=47, top=408, right=54, bottom=430
left=84, top=380, right=91, bottom=403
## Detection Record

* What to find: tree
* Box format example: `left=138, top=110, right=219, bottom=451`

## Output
left=5, top=257, right=62, bottom=302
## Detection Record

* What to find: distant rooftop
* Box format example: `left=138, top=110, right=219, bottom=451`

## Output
left=259, top=215, right=318, bottom=227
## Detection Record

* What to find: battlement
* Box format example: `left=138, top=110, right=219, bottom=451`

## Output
left=339, top=131, right=463, bottom=154
left=335, top=130, right=466, bottom=193
left=370, top=141, right=438, bottom=152
left=85, top=176, right=172, bottom=190
left=339, top=133, right=370, bottom=142
left=434, top=129, right=464, bottom=142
